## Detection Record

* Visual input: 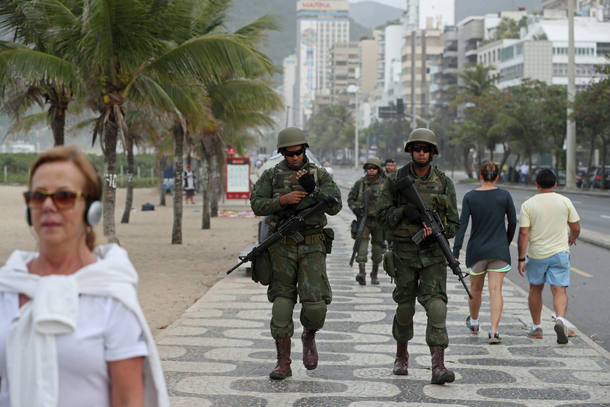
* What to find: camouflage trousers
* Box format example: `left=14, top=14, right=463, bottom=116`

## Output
left=267, top=237, right=332, bottom=339
left=356, top=222, right=384, bottom=265
left=391, top=248, right=449, bottom=347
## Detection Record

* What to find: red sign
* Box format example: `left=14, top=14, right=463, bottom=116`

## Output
left=225, top=157, right=251, bottom=200
left=227, top=147, right=237, bottom=155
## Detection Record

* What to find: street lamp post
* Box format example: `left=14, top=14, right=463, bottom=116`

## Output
left=347, top=85, right=359, bottom=168
left=566, top=0, right=577, bottom=190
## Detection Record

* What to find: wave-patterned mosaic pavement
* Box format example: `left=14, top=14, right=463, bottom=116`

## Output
left=158, top=213, right=610, bottom=407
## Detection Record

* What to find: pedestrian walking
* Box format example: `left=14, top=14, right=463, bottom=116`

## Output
left=452, top=161, right=517, bottom=344
left=0, top=145, right=168, bottom=407
left=519, top=163, right=529, bottom=184
left=348, top=157, right=385, bottom=285
left=183, top=164, right=195, bottom=204
left=517, top=168, right=580, bottom=344
left=378, top=128, right=459, bottom=384
left=250, top=127, right=342, bottom=380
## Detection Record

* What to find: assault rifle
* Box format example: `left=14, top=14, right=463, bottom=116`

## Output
left=226, top=195, right=337, bottom=275
left=396, top=174, right=472, bottom=299
left=349, top=190, right=370, bottom=267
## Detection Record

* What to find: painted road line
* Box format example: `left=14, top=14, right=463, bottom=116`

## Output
left=509, top=242, right=592, bottom=278
left=601, top=215, right=610, bottom=220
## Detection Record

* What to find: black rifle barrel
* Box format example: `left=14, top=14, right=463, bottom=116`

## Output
left=227, top=196, right=336, bottom=274
left=349, top=191, right=370, bottom=267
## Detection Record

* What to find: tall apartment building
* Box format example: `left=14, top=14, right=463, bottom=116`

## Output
left=282, top=54, right=297, bottom=128
left=359, top=38, right=378, bottom=94
left=543, top=0, right=610, bottom=21
left=400, top=29, right=444, bottom=120
left=295, top=0, right=349, bottom=127
left=404, top=0, right=455, bottom=30
left=495, top=17, right=610, bottom=89
left=434, top=26, right=458, bottom=115
left=329, top=42, right=360, bottom=104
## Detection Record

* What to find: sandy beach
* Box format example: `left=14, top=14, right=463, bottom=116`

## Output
left=0, top=185, right=258, bottom=336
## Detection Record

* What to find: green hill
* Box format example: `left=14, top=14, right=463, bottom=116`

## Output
left=227, top=0, right=373, bottom=83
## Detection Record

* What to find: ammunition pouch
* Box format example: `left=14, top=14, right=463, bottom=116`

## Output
left=383, top=250, right=396, bottom=278
left=350, top=219, right=358, bottom=239
left=252, top=249, right=273, bottom=285
left=322, top=227, right=334, bottom=254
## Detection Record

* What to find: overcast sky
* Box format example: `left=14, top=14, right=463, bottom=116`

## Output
left=350, top=0, right=406, bottom=10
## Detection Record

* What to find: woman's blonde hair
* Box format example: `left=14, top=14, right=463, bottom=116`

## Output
left=28, top=145, right=101, bottom=250
left=480, top=161, right=499, bottom=182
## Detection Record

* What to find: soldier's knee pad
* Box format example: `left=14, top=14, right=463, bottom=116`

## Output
left=272, top=297, right=295, bottom=327
left=426, top=298, right=447, bottom=328
left=396, top=302, right=415, bottom=326
left=300, top=300, right=327, bottom=330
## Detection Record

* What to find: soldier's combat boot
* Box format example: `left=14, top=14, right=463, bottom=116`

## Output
left=392, top=341, right=409, bottom=375
left=301, top=328, right=319, bottom=370
left=370, top=264, right=379, bottom=285
left=356, top=263, right=366, bottom=285
left=269, top=338, right=292, bottom=380
left=430, top=346, right=455, bottom=384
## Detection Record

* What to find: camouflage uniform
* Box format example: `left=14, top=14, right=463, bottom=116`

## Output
left=378, top=162, right=459, bottom=347
left=250, top=158, right=342, bottom=340
left=348, top=176, right=385, bottom=265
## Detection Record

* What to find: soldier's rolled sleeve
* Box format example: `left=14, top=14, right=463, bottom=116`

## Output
left=317, top=167, right=342, bottom=215
left=443, top=178, right=459, bottom=238
left=250, top=169, right=283, bottom=216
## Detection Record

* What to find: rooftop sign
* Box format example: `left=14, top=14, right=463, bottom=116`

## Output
left=297, top=1, right=349, bottom=12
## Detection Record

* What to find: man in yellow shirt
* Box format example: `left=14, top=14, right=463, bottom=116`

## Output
left=517, top=169, right=580, bottom=344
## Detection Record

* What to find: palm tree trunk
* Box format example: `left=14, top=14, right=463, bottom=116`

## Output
left=210, top=156, right=219, bottom=217
left=102, top=122, right=119, bottom=243
left=157, top=154, right=166, bottom=206
left=50, top=107, right=66, bottom=146
left=462, top=146, right=472, bottom=178
left=172, top=123, right=184, bottom=244
left=121, top=131, right=134, bottom=224
left=200, top=141, right=211, bottom=229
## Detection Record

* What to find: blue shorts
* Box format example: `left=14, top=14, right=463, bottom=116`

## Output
left=525, top=251, right=570, bottom=287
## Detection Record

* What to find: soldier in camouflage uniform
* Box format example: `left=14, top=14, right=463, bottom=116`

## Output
left=378, top=128, right=459, bottom=384
left=250, top=127, right=342, bottom=380
left=348, top=157, right=386, bottom=285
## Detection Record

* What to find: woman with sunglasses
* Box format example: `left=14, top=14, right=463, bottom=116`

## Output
left=0, top=146, right=168, bottom=407
left=452, top=161, right=517, bottom=344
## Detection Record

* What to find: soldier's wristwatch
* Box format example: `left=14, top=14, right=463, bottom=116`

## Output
left=518, top=258, right=525, bottom=262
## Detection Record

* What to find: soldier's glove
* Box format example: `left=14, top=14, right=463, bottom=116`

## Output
left=298, top=172, right=317, bottom=193
left=402, top=205, right=422, bottom=225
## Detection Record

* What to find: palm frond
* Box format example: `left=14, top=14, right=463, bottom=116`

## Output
left=6, top=111, right=49, bottom=136
left=145, top=34, right=274, bottom=86
left=0, top=48, right=78, bottom=86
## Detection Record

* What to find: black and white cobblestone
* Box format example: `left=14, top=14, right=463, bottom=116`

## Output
left=159, top=215, right=610, bottom=406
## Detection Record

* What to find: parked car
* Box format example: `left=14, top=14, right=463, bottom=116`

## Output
left=590, top=165, right=610, bottom=189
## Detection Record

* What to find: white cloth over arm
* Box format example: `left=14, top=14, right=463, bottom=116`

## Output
left=0, top=244, right=169, bottom=407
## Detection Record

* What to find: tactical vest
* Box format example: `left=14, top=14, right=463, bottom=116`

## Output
left=391, top=164, right=450, bottom=242
left=357, top=176, right=383, bottom=217
left=266, top=161, right=326, bottom=233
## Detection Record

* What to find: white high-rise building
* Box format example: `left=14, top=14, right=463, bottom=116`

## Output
left=282, top=54, right=297, bottom=128
left=295, top=0, right=349, bottom=128
left=404, top=0, right=454, bottom=30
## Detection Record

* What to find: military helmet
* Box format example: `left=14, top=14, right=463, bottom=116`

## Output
left=277, top=127, right=309, bottom=150
left=363, top=157, right=383, bottom=170
left=405, top=128, right=438, bottom=154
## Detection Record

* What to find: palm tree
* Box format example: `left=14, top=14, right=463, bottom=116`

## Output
left=27, top=0, right=274, bottom=242
left=0, top=1, right=81, bottom=146
left=450, top=64, right=499, bottom=177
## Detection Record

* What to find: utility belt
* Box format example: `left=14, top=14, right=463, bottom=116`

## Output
left=279, top=232, right=325, bottom=245
left=393, top=238, right=437, bottom=250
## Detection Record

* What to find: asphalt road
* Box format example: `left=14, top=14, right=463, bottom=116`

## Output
left=332, top=166, right=610, bottom=352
